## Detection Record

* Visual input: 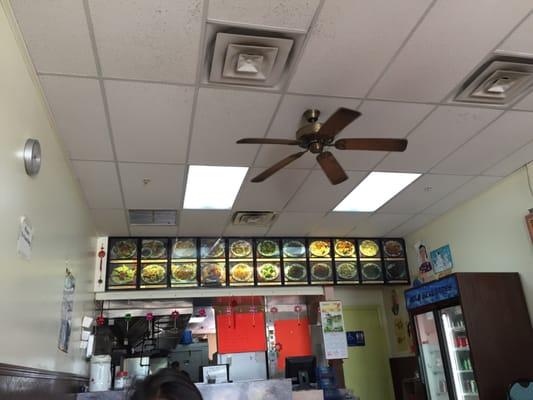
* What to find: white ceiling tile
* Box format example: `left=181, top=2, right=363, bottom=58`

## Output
left=513, top=91, right=533, bottom=111
left=333, top=101, right=433, bottom=170
left=254, top=95, right=362, bottom=169
left=179, top=210, right=230, bottom=236
left=11, top=0, right=96, bottom=75
left=267, top=212, right=324, bottom=236
left=423, top=176, right=501, bottom=215
left=289, top=0, right=432, bottom=97
left=349, top=213, right=414, bottom=237
left=371, top=1, right=533, bottom=102
left=233, top=168, right=309, bottom=211
left=483, top=140, right=533, bottom=177
left=40, top=75, right=113, bottom=161
left=432, top=111, right=533, bottom=175
left=189, top=88, right=281, bottom=165
left=119, top=163, right=185, bottom=209
left=105, top=80, right=194, bottom=163
left=386, top=214, right=437, bottom=237
left=208, top=0, right=320, bottom=32
left=379, top=174, right=471, bottom=214
left=72, top=161, right=123, bottom=208
left=378, top=106, right=502, bottom=172
left=285, top=170, right=367, bottom=212
left=89, top=0, right=203, bottom=83
left=498, top=13, right=533, bottom=56
left=308, top=212, right=371, bottom=236
left=91, top=209, right=129, bottom=236
left=223, top=224, right=270, bottom=237
left=130, top=225, right=178, bottom=236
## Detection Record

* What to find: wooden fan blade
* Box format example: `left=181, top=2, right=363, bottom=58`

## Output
left=318, top=108, right=361, bottom=139
left=334, top=138, right=408, bottom=152
left=251, top=151, right=307, bottom=182
left=317, top=151, right=348, bottom=185
left=237, top=138, right=300, bottom=145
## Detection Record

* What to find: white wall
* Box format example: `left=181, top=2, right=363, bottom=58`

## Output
left=0, top=4, right=95, bottom=375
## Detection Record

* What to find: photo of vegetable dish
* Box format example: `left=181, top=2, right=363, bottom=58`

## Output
left=200, top=240, right=225, bottom=258
left=257, top=263, right=280, bottom=281
left=336, top=262, right=357, bottom=280
left=283, top=240, right=306, bottom=258
left=309, top=240, right=330, bottom=257
left=172, top=239, right=196, bottom=259
left=384, top=240, right=403, bottom=257
left=359, top=240, right=379, bottom=258
left=111, top=240, right=137, bottom=259
left=334, top=240, right=356, bottom=257
left=201, top=263, right=225, bottom=284
left=257, top=240, right=279, bottom=258
left=231, top=263, right=253, bottom=282
left=285, top=263, right=307, bottom=281
left=141, top=264, right=166, bottom=284
left=230, top=240, right=252, bottom=258
left=361, top=262, right=382, bottom=280
left=141, top=239, right=166, bottom=259
left=311, top=263, right=332, bottom=280
left=110, top=265, right=136, bottom=285
left=171, top=263, right=196, bottom=282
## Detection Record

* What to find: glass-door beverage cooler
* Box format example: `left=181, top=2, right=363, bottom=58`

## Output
left=405, top=273, right=533, bottom=400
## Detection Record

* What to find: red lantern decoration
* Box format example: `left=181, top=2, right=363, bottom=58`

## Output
left=171, top=310, right=179, bottom=320
left=270, top=307, right=278, bottom=314
left=97, top=246, right=106, bottom=284
left=146, top=312, right=153, bottom=321
left=96, top=315, right=105, bottom=326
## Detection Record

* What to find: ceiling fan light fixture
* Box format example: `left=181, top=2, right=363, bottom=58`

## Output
left=333, top=171, right=421, bottom=212
left=183, top=165, right=248, bottom=210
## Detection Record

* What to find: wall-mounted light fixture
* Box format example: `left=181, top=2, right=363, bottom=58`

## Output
left=23, top=138, right=41, bottom=176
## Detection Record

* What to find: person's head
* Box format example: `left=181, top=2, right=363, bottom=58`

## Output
left=130, top=368, right=202, bottom=400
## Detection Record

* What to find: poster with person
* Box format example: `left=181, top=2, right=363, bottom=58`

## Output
left=430, top=244, right=454, bottom=275
left=412, top=241, right=434, bottom=286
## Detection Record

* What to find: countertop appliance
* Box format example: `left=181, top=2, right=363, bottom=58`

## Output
left=89, top=355, right=112, bottom=392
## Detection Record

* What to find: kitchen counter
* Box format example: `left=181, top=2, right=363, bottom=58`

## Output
left=77, top=379, right=324, bottom=400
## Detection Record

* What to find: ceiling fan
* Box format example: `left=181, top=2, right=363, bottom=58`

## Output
left=237, top=108, right=408, bottom=185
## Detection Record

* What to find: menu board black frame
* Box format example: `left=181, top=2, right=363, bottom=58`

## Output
left=105, top=236, right=410, bottom=291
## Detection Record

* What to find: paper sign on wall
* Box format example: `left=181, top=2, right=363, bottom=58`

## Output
left=320, top=301, right=348, bottom=359
left=17, top=216, right=33, bottom=260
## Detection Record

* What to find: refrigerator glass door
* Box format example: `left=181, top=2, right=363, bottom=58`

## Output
left=440, top=306, right=479, bottom=399
left=415, top=311, right=450, bottom=400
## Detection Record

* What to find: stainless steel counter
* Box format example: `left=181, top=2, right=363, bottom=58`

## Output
left=77, top=379, right=294, bottom=400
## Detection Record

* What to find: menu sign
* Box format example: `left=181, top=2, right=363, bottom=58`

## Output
left=319, top=301, right=348, bottom=360
left=105, top=236, right=409, bottom=290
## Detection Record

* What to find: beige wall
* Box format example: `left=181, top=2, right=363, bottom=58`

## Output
left=0, top=4, right=95, bottom=375
left=385, top=165, right=533, bottom=357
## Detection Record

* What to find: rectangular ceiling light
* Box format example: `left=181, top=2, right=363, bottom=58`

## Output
left=183, top=165, right=248, bottom=210
left=334, top=172, right=421, bottom=212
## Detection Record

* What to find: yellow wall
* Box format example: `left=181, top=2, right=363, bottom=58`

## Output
left=384, top=165, right=533, bottom=358
left=0, top=4, right=95, bottom=375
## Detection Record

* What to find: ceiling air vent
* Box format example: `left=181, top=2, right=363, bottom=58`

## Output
left=232, top=211, right=278, bottom=226
left=210, top=33, right=293, bottom=87
left=454, top=55, right=533, bottom=105
left=128, top=210, right=177, bottom=226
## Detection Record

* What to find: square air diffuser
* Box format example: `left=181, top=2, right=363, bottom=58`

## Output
left=210, top=33, right=293, bottom=87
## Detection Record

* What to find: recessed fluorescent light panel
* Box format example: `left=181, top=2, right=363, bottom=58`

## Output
left=334, top=172, right=421, bottom=212
left=184, top=165, right=248, bottom=210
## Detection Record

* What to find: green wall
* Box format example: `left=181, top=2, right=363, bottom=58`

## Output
left=343, top=305, right=394, bottom=400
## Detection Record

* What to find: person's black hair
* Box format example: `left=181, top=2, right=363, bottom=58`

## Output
left=170, top=361, right=180, bottom=369
left=130, top=368, right=203, bottom=400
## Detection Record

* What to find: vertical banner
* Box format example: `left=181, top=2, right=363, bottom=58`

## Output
left=320, top=301, right=348, bottom=359
left=58, top=269, right=75, bottom=353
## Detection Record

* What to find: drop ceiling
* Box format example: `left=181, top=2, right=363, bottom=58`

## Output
left=9, top=0, right=533, bottom=237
